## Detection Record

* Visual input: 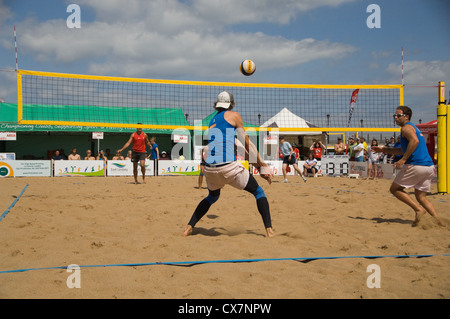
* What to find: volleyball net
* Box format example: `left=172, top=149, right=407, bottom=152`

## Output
left=17, top=69, right=403, bottom=133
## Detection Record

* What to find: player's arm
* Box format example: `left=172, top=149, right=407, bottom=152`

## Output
left=118, top=134, right=133, bottom=152
left=144, top=134, right=152, bottom=150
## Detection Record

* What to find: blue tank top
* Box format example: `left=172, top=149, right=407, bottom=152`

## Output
left=400, top=122, right=433, bottom=166
left=207, top=111, right=236, bottom=164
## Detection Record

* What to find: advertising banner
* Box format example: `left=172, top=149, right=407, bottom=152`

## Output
left=53, top=160, right=105, bottom=177
left=158, top=160, right=201, bottom=176
left=0, top=160, right=51, bottom=177
left=107, top=160, right=154, bottom=176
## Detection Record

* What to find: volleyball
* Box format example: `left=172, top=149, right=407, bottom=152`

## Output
left=240, top=59, right=256, bottom=76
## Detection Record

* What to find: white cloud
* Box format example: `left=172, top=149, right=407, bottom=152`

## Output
left=13, top=0, right=356, bottom=78
left=386, top=60, right=450, bottom=87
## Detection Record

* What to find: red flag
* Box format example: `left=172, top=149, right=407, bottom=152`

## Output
left=347, top=89, right=359, bottom=127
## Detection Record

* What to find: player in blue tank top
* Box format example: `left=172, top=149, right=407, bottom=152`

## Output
left=207, top=110, right=236, bottom=164
left=183, top=91, right=276, bottom=237
left=371, top=106, right=445, bottom=227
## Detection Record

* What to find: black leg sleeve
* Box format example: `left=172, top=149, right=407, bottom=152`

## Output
left=188, top=199, right=211, bottom=227
left=256, top=197, right=272, bottom=229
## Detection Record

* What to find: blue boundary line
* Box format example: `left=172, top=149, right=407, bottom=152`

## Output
left=1, top=254, right=449, bottom=274
left=0, top=184, right=29, bottom=222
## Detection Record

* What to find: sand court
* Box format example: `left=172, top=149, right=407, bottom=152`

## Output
left=0, top=175, right=449, bottom=299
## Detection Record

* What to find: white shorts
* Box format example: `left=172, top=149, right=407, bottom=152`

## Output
left=205, top=161, right=250, bottom=191
left=393, top=164, right=435, bottom=192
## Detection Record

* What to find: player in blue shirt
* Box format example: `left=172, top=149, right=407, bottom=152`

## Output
left=371, top=106, right=445, bottom=227
left=183, top=91, right=275, bottom=237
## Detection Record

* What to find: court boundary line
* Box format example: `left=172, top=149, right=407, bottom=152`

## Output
left=0, top=184, right=28, bottom=222
left=1, top=253, right=449, bottom=274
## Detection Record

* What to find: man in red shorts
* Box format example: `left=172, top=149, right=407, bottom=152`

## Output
left=118, top=124, right=152, bottom=184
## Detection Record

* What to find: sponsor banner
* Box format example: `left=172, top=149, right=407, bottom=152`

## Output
left=107, top=160, right=154, bottom=176
left=0, top=161, right=14, bottom=177
left=350, top=162, right=394, bottom=179
left=252, top=160, right=321, bottom=176
left=54, top=160, right=105, bottom=177
left=0, top=160, right=51, bottom=177
left=158, top=160, right=201, bottom=176
left=0, top=132, right=17, bottom=141
left=0, top=153, right=15, bottom=160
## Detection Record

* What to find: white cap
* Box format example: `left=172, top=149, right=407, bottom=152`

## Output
left=215, top=91, right=234, bottom=109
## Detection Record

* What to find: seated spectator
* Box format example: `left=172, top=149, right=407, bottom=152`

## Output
left=68, top=148, right=81, bottom=160
left=84, top=150, right=96, bottom=160
left=112, top=150, right=124, bottom=160
left=125, top=150, right=132, bottom=161
left=52, top=150, right=64, bottom=160
left=96, top=150, right=108, bottom=162
left=303, top=153, right=318, bottom=177
left=160, top=151, right=170, bottom=160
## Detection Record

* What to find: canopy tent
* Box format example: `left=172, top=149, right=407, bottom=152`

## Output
left=416, top=120, right=437, bottom=134
left=416, top=119, right=437, bottom=164
left=260, top=107, right=319, bottom=135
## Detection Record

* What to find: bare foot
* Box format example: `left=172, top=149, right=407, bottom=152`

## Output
left=436, top=218, right=447, bottom=227
left=266, top=227, right=275, bottom=238
left=412, top=208, right=426, bottom=227
left=182, top=225, right=193, bottom=237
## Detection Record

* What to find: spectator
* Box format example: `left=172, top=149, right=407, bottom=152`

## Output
left=392, top=135, right=402, bottom=163
left=279, top=136, right=307, bottom=183
left=353, top=138, right=365, bottom=162
left=367, top=139, right=382, bottom=179
left=303, top=152, right=318, bottom=177
left=160, top=151, right=170, bottom=160
left=68, top=148, right=81, bottom=160
left=334, top=138, right=345, bottom=155
left=52, top=150, right=64, bottom=160
left=59, top=149, right=68, bottom=160
left=96, top=150, right=108, bottom=162
left=125, top=150, right=132, bottom=161
left=292, top=143, right=300, bottom=160
left=112, top=150, right=124, bottom=160
left=105, top=148, right=113, bottom=160
left=347, top=137, right=357, bottom=161
left=309, top=141, right=325, bottom=160
left=84, top=150, right=95, bottom=160
left=385, top=136, right=396, bottom=163
left=149, top=136, right=159, bottom=160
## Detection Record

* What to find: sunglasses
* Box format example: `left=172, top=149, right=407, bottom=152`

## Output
left=393, top=114, right=407, bottom=118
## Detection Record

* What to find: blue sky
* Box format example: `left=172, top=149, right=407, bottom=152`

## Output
left=1, top=0, right=449, bottom=124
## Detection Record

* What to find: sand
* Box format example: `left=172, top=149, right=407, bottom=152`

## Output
left=0, top=174, right=449, bottom=299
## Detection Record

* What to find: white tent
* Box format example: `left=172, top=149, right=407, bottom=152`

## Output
left=260, top=107, right=319, bottom=135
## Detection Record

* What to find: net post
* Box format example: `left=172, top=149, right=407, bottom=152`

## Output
left=16, top=70, right=23, bottom=123
left=437, top=81, right=447, bottom=194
